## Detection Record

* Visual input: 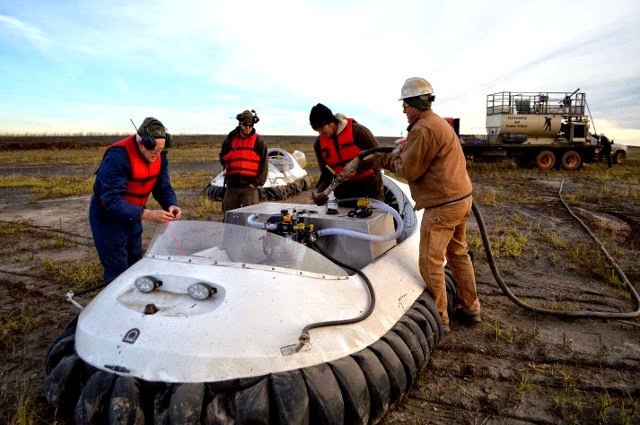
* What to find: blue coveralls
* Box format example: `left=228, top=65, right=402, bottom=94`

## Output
left=89, top=143, right=177, bottom=282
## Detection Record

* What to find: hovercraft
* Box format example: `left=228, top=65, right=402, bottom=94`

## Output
left=45, top=175, right=458, bottom=424
left=204, top=147, right=313, bottom=201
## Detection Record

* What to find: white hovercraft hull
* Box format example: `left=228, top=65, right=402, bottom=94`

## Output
left=74, top=223, right=424, bottom=383
left=44, top=175, right=458, bottom=424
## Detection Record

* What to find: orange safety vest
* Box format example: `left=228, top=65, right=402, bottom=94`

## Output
left=222, top=133, right=261, bottom=178
left=318, top=118, right=374, bottom=180
left=98, top=135, right=161, bottom=206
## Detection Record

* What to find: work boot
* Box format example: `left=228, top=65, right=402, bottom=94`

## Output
left=452, top=309, right=481, bottom=325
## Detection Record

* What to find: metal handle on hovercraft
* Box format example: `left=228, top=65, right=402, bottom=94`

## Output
left=321, top=146, right=396, bottom=197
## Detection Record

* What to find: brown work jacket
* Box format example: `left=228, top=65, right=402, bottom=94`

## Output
left=378, top=109, right=472, bottom=210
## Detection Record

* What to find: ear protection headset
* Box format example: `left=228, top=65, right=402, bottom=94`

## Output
left=138, top=120, right=173, bottom=150
left=236, top=109, right=260, bottom=124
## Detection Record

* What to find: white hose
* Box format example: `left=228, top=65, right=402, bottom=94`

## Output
left=247, top=214, right=278, bottom=231
left=317, top=199, right=404, bottom=242
left=247, top=214, right=264, bottom=229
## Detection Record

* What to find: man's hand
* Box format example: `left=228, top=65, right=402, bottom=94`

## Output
left=142, top=208, right=177, bottom=224
left=168, top=205, right=182, bottom=220
left=311, top=191, right=328, bottom=206
left=360, top=150, right=399, bottom=172
left=359, top=154, right=377, bottom=171
left=338, top=159, right=359, bottom=180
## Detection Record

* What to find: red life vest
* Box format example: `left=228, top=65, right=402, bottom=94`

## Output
left=222, top=133, right=261, bottom=178
left=98, top=135, right=161, bottom=206
left=318, top=118, right=374, bottom=180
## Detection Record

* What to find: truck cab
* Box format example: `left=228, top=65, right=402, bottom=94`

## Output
left=589, top=134, right=628, bottom=165
left=611, top=142, right=628, bottom=164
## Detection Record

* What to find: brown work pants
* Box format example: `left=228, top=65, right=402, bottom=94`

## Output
left=419, top=196, right=480, bottom=326
left=222, top=185, right=259, bottom=213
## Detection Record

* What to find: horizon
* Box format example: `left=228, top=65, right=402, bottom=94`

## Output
left=2, top=132, right=639, bottom=151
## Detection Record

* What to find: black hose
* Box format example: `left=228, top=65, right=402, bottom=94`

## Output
left=473, top=180, right=640, bottom=319
left=358, top=146, right=395, bottom=159
left=322, top=146, right=397, bottom=198
left=292, top=242, right=376, bottom=352
left=71, top=278, right=114, bottom=297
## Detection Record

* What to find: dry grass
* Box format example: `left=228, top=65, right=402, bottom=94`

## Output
left=0, top=139, right=320, bottom=201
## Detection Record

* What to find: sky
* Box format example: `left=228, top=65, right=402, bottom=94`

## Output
left=1, top=0, right=639, bottom=146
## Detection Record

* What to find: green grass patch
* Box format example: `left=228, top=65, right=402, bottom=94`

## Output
left=40, top=257, right=102, bottom=290
left=179, top=195, right=223, bottom=219
left=512, top=371, right=534, bottom=394
left=169, top=170, right=213, bottom=191
left=0, top=221, right=33, bottom=236
left=472, top=187, right=497, bottom=206
left=469, top=223, right=529, bottom=260
left=540, top=230, right=568, bottom=250
left=0, top=308, right=44, bottom=351
left=0, top=146, right=104, bottom=166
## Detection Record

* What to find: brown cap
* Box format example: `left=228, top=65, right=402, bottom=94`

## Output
left=238, top=110, right=255, bottom=124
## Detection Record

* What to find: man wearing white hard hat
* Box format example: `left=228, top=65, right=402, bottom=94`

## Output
left=361, top=77, right=481, bottom=333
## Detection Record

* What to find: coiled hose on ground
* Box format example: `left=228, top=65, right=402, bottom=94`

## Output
left=473, top=179, right=640, bottom=319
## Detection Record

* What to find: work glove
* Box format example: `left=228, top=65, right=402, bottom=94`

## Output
left=311, top=191, right=328, bottom=206
left=394, top=137, right=407, bottom=148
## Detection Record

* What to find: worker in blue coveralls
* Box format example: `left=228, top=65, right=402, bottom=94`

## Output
left=89, top=117, right=182, bottom=282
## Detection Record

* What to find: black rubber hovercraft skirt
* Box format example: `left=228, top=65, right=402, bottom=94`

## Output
left=45, top=278, right=457, bottom=424
left=203, top=174, right=313, bottom=202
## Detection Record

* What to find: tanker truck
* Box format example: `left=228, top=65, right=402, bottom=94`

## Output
left=456, top=89, right=600, bottom=170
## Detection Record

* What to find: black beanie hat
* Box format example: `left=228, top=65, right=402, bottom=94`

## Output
left=309, top=103, right=337, bottom=130
left=404, top=95, right=433, bottom=111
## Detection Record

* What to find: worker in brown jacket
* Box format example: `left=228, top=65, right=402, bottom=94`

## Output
left=361, top=77, right=481, bottom=333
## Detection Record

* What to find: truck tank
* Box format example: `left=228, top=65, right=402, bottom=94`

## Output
left=485, top=90, right=590, bottom=145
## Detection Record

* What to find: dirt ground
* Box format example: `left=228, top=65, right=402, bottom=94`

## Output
left=1, top=158, right=639, bottom=424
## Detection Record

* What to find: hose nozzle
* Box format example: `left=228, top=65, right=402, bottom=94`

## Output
left=322, top=157, right=360, bottom=196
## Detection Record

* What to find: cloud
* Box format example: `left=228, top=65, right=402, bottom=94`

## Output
left=0, top=1, right=638, bottom=146
left=0, top=14, right=51, bottom=51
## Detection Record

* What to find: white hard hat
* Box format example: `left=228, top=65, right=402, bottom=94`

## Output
left=398, top=77, right=434, bottom=101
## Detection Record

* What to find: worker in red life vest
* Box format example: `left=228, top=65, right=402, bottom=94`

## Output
left=219, top=109, right=268, bottom=213
left=89, top=117, right=182, bottom=283
left=309, top=103, right=384, bottom=206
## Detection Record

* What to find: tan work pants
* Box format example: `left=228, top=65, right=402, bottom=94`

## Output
left=419, top=196, right=480, bottom=325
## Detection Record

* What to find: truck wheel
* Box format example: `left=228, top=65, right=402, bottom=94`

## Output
left=535, top=150, right=555, bottom=171
left=614, top=151, right=625, bottom=165
left=560, top=150, right=581, bottom=171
